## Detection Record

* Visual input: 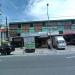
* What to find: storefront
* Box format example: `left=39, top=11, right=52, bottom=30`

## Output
left=9, top=19, right=75, bottom=48
left=21, top=32, right=49, bottom=48
left=63, top=31, right=75, bottom=45
left=11, top=37, right=24, bottom=48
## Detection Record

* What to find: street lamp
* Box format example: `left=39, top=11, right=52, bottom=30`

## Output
left=47, top=3, right=52, bottom=48
left=47, top=3, right=49, bottom=21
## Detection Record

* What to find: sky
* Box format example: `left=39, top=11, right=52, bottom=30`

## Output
left=0, top=0, right=75, bottom=23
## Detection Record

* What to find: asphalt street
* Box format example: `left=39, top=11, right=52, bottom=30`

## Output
left=0, top=54, right=75, bottom=75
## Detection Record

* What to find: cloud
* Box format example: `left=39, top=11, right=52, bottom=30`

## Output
left=25, top=0, right=75, bottom=20
left=53, top=0, right=75, bottom=19
left=2, top=0, right=75, bottom=22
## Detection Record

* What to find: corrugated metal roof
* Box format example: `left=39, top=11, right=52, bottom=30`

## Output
left=9, top=19, right=75, bottom=25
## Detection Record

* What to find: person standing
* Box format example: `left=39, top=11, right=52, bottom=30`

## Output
left=47, top=39, right=52, bottom=49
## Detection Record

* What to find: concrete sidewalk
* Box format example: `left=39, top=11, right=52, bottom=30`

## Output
left=11, top=46, right=75, bottom=56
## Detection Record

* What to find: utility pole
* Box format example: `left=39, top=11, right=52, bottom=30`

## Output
left=47, top=3, right=49, bottom=22
left=47, top=3, right=52, bottom=49
left=0, top=3, right=2, bottom=45
left=6, top=16, right=9, bottom=41
left=6, top=16, right=7, bottom=38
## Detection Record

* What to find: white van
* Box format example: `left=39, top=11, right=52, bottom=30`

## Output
left=52, top=36, right=66, bottom=50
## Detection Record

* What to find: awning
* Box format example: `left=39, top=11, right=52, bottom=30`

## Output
left=21, top=32, right=48, bottom=37
left=63, top=31, right=75, bottom=35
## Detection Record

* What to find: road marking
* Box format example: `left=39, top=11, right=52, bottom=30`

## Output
left=66, top=56, right=75, bottom=59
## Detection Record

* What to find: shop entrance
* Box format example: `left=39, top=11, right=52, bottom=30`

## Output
left=11, top=37, right=24, bottom=48
left=35, top=36, right=48, bottom=48
left=64, top=34, right=75, bottom=45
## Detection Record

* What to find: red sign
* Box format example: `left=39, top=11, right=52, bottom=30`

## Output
left=0, top=29, right=6, bottom=32
left=63, top=30, right=75, bottom=35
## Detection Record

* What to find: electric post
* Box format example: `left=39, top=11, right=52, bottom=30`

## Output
left=47, top=3, right=52, bottom=49
left=6, top=16, right=9, bottom=41
left=0, top=3, right=2, bottom=45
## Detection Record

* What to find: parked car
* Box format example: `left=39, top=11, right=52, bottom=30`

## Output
left=0, top=40, right=15, bottom=55
left=52, top=36, right=66, bottom=50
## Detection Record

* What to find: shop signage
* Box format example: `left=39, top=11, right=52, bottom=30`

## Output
left=24, top=36, right=35, bottom=49
left=48, top=31, right=59, bottom=35
left=21, top=32, right=40, bottom=37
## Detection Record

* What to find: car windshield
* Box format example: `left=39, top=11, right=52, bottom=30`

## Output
left=58, top=40, right=65, bottom=44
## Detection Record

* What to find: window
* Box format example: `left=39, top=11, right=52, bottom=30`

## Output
left=71, top=20, right=75, bottom=24
left=22, top=24, right=30, bottom=32
left=9, top=25, right=18, bottom=30
left=34, top=23, right=42, bottom=32
left=64, top=22, right=71, bottom=30
left=30, top=23, right=33, bottom=27
left=18, top=24, right=21, bottom=28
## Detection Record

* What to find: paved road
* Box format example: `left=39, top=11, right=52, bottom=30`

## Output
left=0, top=54, right=75, bottom=75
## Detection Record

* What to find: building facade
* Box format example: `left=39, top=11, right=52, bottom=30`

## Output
left=9, top=19, right=75, bottom=48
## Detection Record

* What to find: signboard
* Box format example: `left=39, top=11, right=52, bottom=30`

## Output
left=9, top=30, right=17, bottom=37
left=48, top=31, right=59, bottom=35
left=21, top=32, right=40, bottom=37
left=38, top=32, right=48, bottom=37
left=0, top=29, right=6, bottom=32
left=24, top=36, right=35, bottom=49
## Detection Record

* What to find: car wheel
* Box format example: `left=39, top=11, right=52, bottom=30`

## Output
left=7, top=52, right=10, bottom=55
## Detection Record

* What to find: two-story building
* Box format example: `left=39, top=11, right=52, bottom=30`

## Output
left=9, top=19, right=75, bottom=48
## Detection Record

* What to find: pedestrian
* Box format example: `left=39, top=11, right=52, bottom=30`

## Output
left=47, top=39, right=51, bottom=49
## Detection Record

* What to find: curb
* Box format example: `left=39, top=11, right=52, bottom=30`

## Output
left=11, top=50, right=75, bottom=56
left=1, top=51, right=75, bottom=58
